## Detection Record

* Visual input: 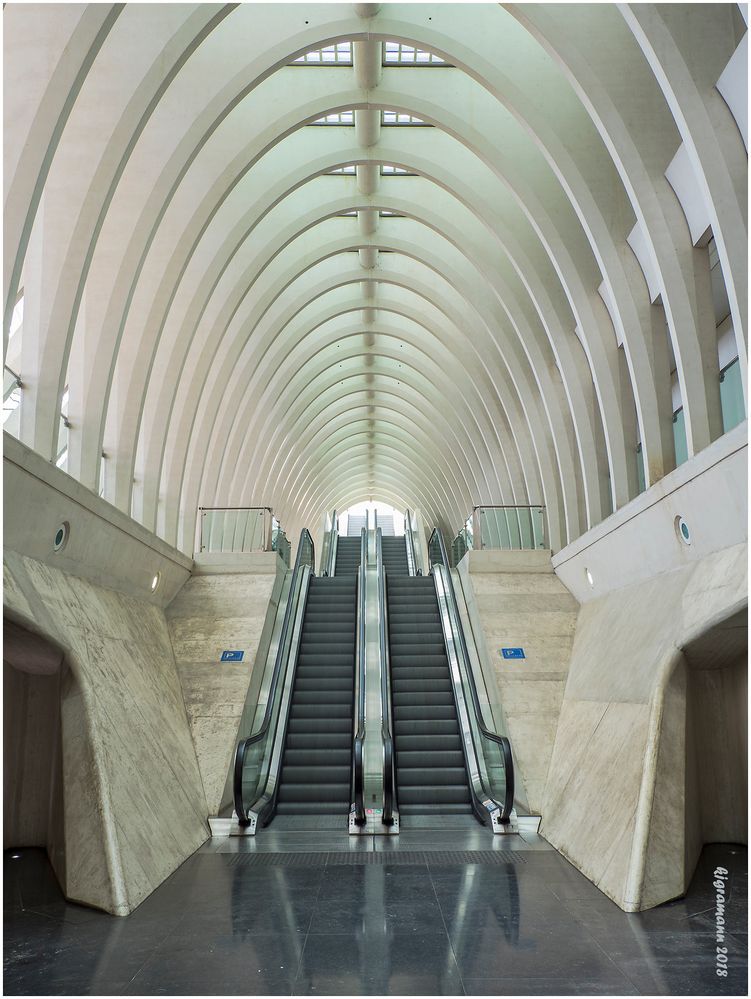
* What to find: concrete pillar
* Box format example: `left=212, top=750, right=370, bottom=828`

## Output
left=357, top=162, right=379, bottom=195
left=359, top=247, right=378, bottom=269
left=355, top=108, right=380, bottom=147
left=353, top=39, right=382, bottom=90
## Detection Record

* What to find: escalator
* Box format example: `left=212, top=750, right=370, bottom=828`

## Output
left=381, top=525, right=514, bottom=830
left=386, top=545, right=473, bottom=815
left=234, top=517, right=511, bottom=833
left=334, top=535, right=361, bottom=574
left=275, top=574, right=356, bottom=814
left=234, top=524, right=363, bottom=829
left=381, top=535, right=409, bottom=577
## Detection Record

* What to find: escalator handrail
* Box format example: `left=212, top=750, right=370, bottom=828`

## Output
left=428, top=527, right=514, bottom=821
left=404, top=509, right=418, bottom=576
left=233, top=528, right=315, bottom=824
left=326, top=509, right=338, bottom=576
left=376, top=528, right=396, bottom=825
left=351, top=525, right=368, bottom=825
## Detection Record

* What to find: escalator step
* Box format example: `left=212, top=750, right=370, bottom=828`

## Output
left=276, top=801, right=349, bottom=814
left=281, top=766, right=351, bottom=783
left=276, top=783, right=351, bottom=803
left=397, top=735, right=463, bottom=751
left=393, top=692, right=455, bottom=706
left=399, top=802, right=473, bottom=815
left=289, top=703, right=352, bottom=718
left=283, top=749, right=351, bottom=766
left=285, top=731, right=351, bottom=746
left=398, top=785, right=472, bottom=804
left=396, top=767, right=469, bottom=786
left=392, top=705, right=458, bottom=721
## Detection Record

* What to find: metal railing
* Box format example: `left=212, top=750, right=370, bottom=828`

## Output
left=428, top=528, right=514, bottom=827
left=271, top=527, right=291, bottom=567
left=198, top=506, right=275, bottom=554
left=351, top=526, right=368, bottom=827
left=452, top=505, right=547, bottom=561
left=404, top=508, right=419, bottom=576
left=233, top=529, right=315, bottom=829
left=320, top=509, right=338, bottom=576
left=376, top=528, right=397, bottom=825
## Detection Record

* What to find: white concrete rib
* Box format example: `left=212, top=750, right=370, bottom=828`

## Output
left=2, top=2, right=746, bottom=553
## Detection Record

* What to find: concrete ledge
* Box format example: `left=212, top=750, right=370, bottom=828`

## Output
left=552, top=422, right=747, bottom=601
left=3, top=433, right=192, bottom=606
left=463, top=549, right=553, bottom=573
left=192, top=552, right=285, bottom=575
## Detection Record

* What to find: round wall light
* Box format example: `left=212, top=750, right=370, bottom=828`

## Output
left=53, top=521, right=70, bottom=552
left=675, top=516, right=691, bottom=545
left=585, top=567, right=594, bottom=588
left=150, top=572, right=161, bottom=592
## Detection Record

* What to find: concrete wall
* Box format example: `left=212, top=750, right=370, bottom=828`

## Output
left=553, top=423, right=746, bottom=602
left=541, top=421, right=747, bottom=911
left=3, top=622, right=65, bottom=879
left=4, top=438, right=209, bottom=915
left=4, top=434, right=192, bottom=605
left=541, top=542, right=747, bottom=911
left=165, top=555, right=285, bottom=815
left=457, top=549, right=578, bottom=814
left=4, top=550, right=210, bottom=915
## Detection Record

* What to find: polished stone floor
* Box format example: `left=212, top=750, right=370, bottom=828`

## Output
left=3, top=828, right=747, bottom=996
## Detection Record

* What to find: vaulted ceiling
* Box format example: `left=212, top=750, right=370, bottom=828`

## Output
left=4, top=3, right=747, bottom=553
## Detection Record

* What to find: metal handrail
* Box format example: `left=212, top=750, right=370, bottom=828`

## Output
left=404, top=508, right=418, bottom=576
left=326, top=509, right=338, bottom=576
left=233, top=528, right=314, bottom=825
left=351, top=525, right=368, bottom=826
left=376, top=528, right=397, bottom=825
left=428, top=527, right=514, bottom=823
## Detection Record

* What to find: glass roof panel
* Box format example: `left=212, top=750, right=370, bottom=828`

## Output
left=383, top=41, right=446, bottom=65
left=293, top=42, right=352, bottom=65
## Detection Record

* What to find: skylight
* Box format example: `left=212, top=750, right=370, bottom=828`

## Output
left=327, top=165, right=357, bottom=175
left=9, top=294, right=23, bottom=339
left=383, top=42, right=446, bottom=65
left=380, top=209, right=406, bottom=217
left=312, top=111, right=354, bottom=125
left=293, top=43, right=352, bottom=65
left=3, top=382, right=21, bottom=424
left=381, top=164, right=417, bottom=176
left=382, top=111, right=428, bottom=125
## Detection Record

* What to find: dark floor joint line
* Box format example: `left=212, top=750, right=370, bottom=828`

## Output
left=222, top=850, right=527, bottom=868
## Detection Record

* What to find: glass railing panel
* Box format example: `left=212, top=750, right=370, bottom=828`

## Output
left=199, top=507, right=273, bottom=554
left=429, top=528, right=515, bottom=825
left=272, top=528, right=291, bottom=567
left=234, top=530, right=314, bottom=825
left=471, top=506, right=547, bottom=551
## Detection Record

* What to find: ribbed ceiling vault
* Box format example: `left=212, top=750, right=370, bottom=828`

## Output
left=4, top=3, right=747, bottom=553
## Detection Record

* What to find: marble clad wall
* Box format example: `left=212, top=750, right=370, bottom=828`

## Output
left=165, top=563, right=284, bottom=815
left=541, top=542, right=747, bottom=912
left=458, top=550, right=579, bottom=814
left=3, top=550, right=209, bottom=915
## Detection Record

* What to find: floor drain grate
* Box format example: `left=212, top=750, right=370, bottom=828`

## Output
left=222, top=850, right=526, bottom=868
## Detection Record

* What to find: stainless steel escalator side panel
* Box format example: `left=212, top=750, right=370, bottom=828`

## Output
left=244, top=564, right=312, bottom=833
left=432, top=565, right=507, bottom=834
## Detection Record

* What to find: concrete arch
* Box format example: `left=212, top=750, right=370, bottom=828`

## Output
left=3, top=3, right=745, bottom=554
